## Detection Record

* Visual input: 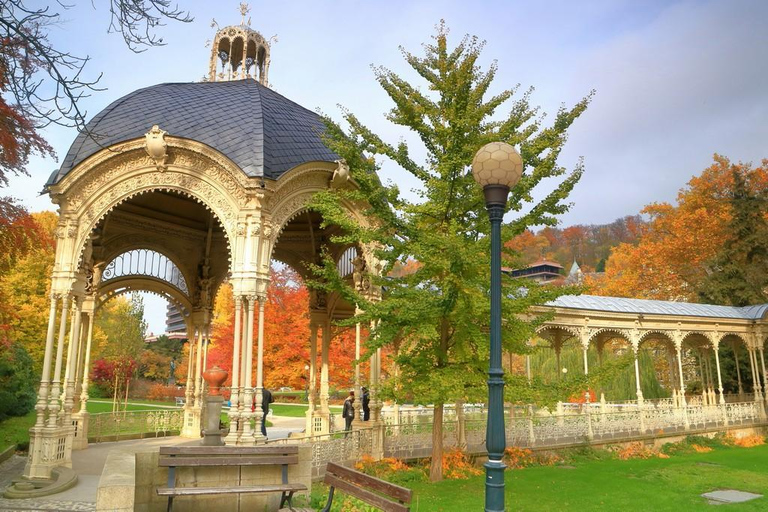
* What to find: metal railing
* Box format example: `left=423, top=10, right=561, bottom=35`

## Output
left=88, top=409, right=183, bottom=443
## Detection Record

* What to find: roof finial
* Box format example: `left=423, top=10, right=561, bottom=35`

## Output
left=239, top=3, right=251, bottom=25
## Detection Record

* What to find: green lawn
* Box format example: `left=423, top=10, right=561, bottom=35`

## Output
left=0, top=399, right=179, bottom=451
left=361, top=445, right=768, bottom=511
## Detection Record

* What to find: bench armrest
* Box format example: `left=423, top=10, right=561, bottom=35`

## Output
left=319, top=486, right=336, bottom=512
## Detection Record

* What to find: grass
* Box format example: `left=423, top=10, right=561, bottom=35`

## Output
left=315, top=444, right=768, bottom=511
left=269, top=403, right=343, bottom=417
left=0, top=399, right=180, bottom=451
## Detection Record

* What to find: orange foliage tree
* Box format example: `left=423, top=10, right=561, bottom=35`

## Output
left=589, top=155, right=768, bottom=300
left=207, top=266, right=360, bottom=393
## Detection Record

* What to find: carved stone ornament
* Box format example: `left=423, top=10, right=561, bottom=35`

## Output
left=330, top=159, right=351, bottom=189
left=145, top=125, right=169, bottom=171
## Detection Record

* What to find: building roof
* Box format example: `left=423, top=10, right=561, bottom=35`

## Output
left=48, top=79, right=339, bottom=185
left=547, top=294, right=768, bottom=320
left=530, top=259, right=564, bottom=269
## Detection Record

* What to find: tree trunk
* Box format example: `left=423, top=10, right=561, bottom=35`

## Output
left=430, top=402, right=444, bottom=482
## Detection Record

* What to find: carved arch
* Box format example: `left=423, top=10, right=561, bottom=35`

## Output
left=97, top=277, right=193, bottom=315
left=638, top=329, right=675, bottom=349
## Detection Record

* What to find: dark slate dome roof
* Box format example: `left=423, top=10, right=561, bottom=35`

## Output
left=49, top=79, right=338, bottom=185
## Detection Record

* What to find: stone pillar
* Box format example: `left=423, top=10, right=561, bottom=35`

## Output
left=675, top=347, right=687, bottom=407
left=73, top=309, right=95, bottom=450
left=181, top=324, right=200, bottom=438
left=714, top=344, right=725, bottom=405
left=49, top=295, right=71, bottom=427
left=733, top=341, right=744, bottom=397
left=193, top=325, right=204, bottom=408
left=253, top=296, right=266, bottom=441
left=320, top=318, right=331, bottom=415
left=352, top=314, right=364, bottom=428
left=698, top=350, right=707, bottom=405
left=224, top=296, right=243, bottom=445
left=240, top=296, right=256, bottom=444
left=760, top=346, right=767, bottom=403
left=306, top=320, right=318, bottom=436
left=35, top=296, right=59, bottom=429
left=62, top=299, right=83, bottom=425
left=748, top=349, right=762, bottom=402
left=370, top=320, right=385, bottom=459
left=633, top=347, right=644, bottom=406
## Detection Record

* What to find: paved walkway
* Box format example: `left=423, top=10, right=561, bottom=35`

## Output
left=0, top=417, right=306, bottom=511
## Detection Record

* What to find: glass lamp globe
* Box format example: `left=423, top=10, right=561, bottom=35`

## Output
left=471, top=142, right=523, bottom=188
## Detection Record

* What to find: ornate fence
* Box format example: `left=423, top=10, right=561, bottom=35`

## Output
left=88, top=410, right=183, bottom=443
left=382, top=401, right=764, bottom=459
left=266, top=427, right=373, bottom=478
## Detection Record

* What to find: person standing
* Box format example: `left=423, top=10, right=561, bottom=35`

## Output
left=261, top=388, right=274, bottom=437
left=362, top=386, right=370, bottom=421
left=342, top=390, right=355, bottom=431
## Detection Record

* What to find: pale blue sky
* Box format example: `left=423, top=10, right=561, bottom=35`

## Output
left=6, top=0, right=768, bottom=332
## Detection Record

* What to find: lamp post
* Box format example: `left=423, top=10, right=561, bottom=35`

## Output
left=472, top=141, right=523, bottom=512
left=304, top=364, right=310, bottom=403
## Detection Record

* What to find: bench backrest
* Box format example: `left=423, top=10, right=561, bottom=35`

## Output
left=159, top=445, right=299, bottom=468
left=324, top=462, right=412, bottom=512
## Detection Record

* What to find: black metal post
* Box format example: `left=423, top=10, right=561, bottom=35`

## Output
left=484, top=184, right=509, bottom=512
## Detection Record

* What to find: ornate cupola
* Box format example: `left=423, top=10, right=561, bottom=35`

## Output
left=208, top=3, right=272, bottom=84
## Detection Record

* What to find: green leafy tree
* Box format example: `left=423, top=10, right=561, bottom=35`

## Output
left=309, top=23, right=597, bottom=481
left=147, top=334, right=185, bottom=361
left=699, top=165, right=768, bottom=306
left=93, top=293, right=148, bottom=363
left=0, top=337, right=36, bottom=421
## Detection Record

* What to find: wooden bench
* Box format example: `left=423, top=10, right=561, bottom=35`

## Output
left=284, top=461, right=412, bottom=512
left=157, top=445, right=307, bottom=512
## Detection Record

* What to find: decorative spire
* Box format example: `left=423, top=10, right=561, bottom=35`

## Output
left=208, top=4, right=272, bottom=85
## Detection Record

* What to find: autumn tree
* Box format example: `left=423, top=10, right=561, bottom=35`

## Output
left=309, top=23, right=593, bottom=481
left=591, top=156, right=768, bottom=301
left=698, top=165, right=768, bottom=306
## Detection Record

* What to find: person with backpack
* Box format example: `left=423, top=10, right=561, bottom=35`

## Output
left=342, top=390, right=355, bottom=431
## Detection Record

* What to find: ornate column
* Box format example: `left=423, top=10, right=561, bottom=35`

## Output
left=352, top=312, right=364, bottom=428
left=713, top=343, right=725, bottom=405
left=72, top=307, right=95, bottom=450
left=733, top=340, right=744, bottom=397
left=49, top=295, right=71, bottom=427
left=305, top=319, right=318, bottom=436
left=633, top=347, right=644, bottom=406
left=253, top=295, right=266, bottom=441
left=759, top=346, right=767, bottom=403
left=748, top=348, right=762, bottom=402
left=62, top=298, right=83, bottom=425
left=320, top=317, right=331, bottom=416
left=697, top=349, right=707, bottom=405
left=240, top=296, right=256, bottom=444
left=675, top=346, right=687, bottom=408
left=181, top=324, right=198, bottom=438
left=224, top=296, right=243, bottom=444
left=34, top=295, right=59, bottom=429
left=193, top=324, right=205, bottom=409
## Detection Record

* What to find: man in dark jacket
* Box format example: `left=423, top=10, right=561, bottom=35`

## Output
left=342, top=391, right=355, bottom=431
left=261, top=388, right=274, bottom=437
left=362, top=387, right=370, bottom=421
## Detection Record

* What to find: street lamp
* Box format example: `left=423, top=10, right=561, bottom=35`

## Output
left=472, top=141, right=523, bottom=512
left=304, top=364, right=310, bottom=403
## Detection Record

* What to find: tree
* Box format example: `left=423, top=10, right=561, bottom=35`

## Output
left=309, top=23, right=593, bottom=481
left=0, top=336, right=36, bottom=421
left=590, top=156, right=768, bottom=301
left=698, top=165, right=768, bottom=306
left=0, top=1, right=192, bottom=220
left=92, top=293, right=147, bottom=362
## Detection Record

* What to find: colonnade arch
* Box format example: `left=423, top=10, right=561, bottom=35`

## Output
left=527, top=295, right=768, bottom=413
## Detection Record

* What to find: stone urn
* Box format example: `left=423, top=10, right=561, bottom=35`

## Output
left=202, top=366, right=228, bottom=396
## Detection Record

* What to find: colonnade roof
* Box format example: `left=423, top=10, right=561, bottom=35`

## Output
left=548, top=294, right=768, bottom=320
left=47, top=78, right=339, bottom=185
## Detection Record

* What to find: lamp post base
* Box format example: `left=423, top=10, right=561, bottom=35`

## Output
left=484, top=459, right=506, bottom=512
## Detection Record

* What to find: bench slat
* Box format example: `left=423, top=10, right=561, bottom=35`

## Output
left=157, top=483, right=307, bottom=496
left=160, top=445, right=298, bottom=455
left=326, top=462, right=412, bottom=504
left=159, top=455, right=298, bottom=467
left=325, top=474, right=409, bottom=512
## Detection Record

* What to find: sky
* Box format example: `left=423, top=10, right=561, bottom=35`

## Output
left=6, top=0, right=768, bottom=333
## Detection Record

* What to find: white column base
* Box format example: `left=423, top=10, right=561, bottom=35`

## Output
left=24, top=425, right=74, bottom=479
left=180, top=406, right=202, bottom=438
left=71, top=412, right=89, bottom=450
